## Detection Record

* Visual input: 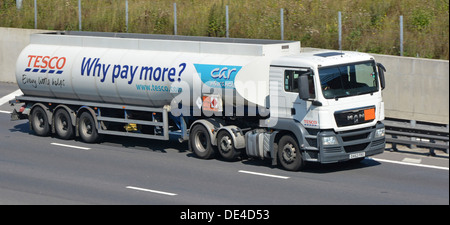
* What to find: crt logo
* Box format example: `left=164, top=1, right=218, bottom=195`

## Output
left=25, top=55, right=66, bottom=74
left=194, top=64, right=242, bottom=89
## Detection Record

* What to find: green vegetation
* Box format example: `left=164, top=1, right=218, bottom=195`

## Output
left=1, top=0, right=448, bottom=59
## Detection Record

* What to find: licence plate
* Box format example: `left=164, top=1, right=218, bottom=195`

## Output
left=349, top=152, right=365, bottom=159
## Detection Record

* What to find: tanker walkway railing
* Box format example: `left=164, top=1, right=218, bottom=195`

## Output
left=384, top=118, right=449, bottom=156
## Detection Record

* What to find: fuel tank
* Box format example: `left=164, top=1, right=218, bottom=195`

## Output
left=16, top=32, right=300, bottom=109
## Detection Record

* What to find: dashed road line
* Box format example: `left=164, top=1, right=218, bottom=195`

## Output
left=51, top=142, right=91, bottom=150
left=238, top=170, right=290, bottom=179
left=0, top=110, right=11, bottom=114
left=126, top=186, right=178, bottom=196
left=402, top=157, right=422, bottom=164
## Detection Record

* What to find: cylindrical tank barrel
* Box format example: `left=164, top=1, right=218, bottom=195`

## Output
left=16, top=43, right=271, bottom=109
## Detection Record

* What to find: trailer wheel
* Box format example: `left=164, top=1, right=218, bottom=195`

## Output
left=278, top=135, right=304, bottom=171
left=78, top=112, right=100, bottom=143
left=217, top=130, right=240, bottom=161
left=54, top=109, right=74, bottom=140
left=190, top=125, right=215, bottom=159
left=30, top=106, right=50, bottom=136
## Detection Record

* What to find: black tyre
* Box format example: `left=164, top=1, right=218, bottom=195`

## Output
left=54, top=108, right=74, bottom=140
left=278, top=135, right=304, bottom=171
left=78, top=112, right=100, bottom=143
left=217, top=130, right=240, bottom=161
left=30, top=106, right=50, bottom=136
left=190, top=125, right=215, bottom=159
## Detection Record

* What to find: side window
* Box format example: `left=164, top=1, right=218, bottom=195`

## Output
left=307, top=72, right=316, bottom=98
left=284, top=69, right=315, bottom=98
left=284, top=70, right=298, bottom=92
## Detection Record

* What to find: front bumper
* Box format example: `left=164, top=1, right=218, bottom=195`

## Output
left=303, top=122, right=385, bottom=164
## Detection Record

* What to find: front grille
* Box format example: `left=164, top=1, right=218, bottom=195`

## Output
left=334, top=106, right=375, bottom=127
left=324, top=146, right=342, bottom=153
left=344, top=143, right=369, bottom=153
left=306, top=138, right=318, bottom=148
left=371, top=139, right=385, bottom=147
left=342, top=133, right=369, bottom=142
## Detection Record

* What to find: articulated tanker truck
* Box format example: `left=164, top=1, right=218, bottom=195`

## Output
left=11, top=31, right=387, bottom=171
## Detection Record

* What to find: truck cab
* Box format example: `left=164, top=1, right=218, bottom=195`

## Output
left=266, top=50, right=386, bottom=170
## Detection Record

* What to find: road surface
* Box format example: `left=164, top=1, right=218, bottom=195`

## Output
left=0, top=82, right=448, bottom=206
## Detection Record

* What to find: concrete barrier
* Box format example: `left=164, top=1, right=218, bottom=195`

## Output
left=0, top=27, right=48, bottom=83
left=1, top=27, right=449, bottom=124
left=374, top=54, right=449, bottom=124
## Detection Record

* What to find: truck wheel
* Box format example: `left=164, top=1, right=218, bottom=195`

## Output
left=78, top=112, right=100, bottom=143
left=54, top=109, right=74, bottom=140
left=30, top=106, right=50, bottom=136
left=190, top=125, right=215, bottom=159
left=217, top=130, right=240, bottom=161
left=278, top=135, right=304, bottom=171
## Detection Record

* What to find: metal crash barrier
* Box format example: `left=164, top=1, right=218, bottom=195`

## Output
left=384, top=118, right=449, bottom=156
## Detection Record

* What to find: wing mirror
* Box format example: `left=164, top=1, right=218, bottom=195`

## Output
left=377, top=63, right=386, bottom=90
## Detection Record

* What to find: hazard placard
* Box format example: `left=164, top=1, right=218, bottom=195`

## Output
left=202, top=95, right=222, bottom=112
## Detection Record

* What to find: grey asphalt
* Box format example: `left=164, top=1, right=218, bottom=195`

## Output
left=0, top=82, right=448, bottom=205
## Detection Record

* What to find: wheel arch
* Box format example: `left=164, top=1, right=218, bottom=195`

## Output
left=274, top=130, right=299, bottom=145
left=76, top=106, right=99, bottom=137
left=216, top=125, right=246, bottom=150
left=270, top=118, right=306, bottom=148
left=30, top=103, right=53, bottom=130
left=189, top=118, right=225, bottom=146
left=54, top=104, right=77, bottom=127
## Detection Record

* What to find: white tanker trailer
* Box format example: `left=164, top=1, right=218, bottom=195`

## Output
left=11, top=31, right=387, bottom=171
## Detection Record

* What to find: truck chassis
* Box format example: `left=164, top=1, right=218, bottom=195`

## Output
left=11, top=94, right=385, bottom=171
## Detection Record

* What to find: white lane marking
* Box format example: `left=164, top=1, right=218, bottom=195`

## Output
left=51, top=142, right=91, bottom=150
left=370, top=157, right=448, bottom=171
left=402, top=157, right=422, bottom=164
left=0, top=110, right=11, bottom=114
left=238, top=170, right=290, bottom=179
left=0, top=89, right=23, bottom=106
left=126, top=186, right=178, bottom=196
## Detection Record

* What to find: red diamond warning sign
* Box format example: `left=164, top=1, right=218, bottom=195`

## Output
left=211, top=98, right=217, bottom=108
left=202, top=95, right=222, bottom=112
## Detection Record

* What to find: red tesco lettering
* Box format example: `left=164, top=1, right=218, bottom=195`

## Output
left=304, top=120, right=318, bottom=125
left=27, top=55, right=66, bottom=69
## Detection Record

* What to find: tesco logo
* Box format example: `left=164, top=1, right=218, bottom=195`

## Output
left=25, top=55, right=66, bottom=74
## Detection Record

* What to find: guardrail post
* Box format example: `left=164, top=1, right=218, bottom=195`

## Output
left=226, top=5, right=229, bottom=38
left=16, top=0, right=23, bottom=10
left=400, top=15, right=404, bottom=56
left=446, top=124, right=449, bottom=154
left=125, top=0, right=129, bottom=32
left=173, top=3, right=177, bottom=35
left=34, top=0, right=37, bottom=29
left=410, top=120, right=416, bottom=149
left=78, top=0, right=82, bottom=31
left=338, top=11, right=342, bottom=50
left=390, top=136, right=398, bottom=152
left=280, top=8, right=284, bottom=40
left=429, top=140, right=436, bottom=156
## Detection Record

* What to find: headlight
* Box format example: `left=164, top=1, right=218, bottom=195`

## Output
left=322, top=136, right=338, bottom=146
left=375, top=128, right=385, bottom=138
